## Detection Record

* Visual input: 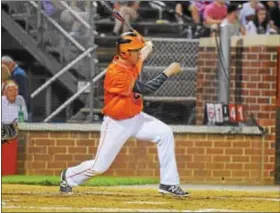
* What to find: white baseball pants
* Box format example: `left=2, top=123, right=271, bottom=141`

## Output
left=65, top=112, right=180, bottom=187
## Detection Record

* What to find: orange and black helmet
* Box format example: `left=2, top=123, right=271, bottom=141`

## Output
left=116, top=32, right=145, bottom=58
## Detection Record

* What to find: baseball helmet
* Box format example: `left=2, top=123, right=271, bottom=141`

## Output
left=116, top=32, right=145, bottom=58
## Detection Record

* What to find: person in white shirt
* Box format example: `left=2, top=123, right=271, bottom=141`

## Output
left=239, top=0, right=264, bottom=26
left=2, top=80, right=28, bottom=124
left=245, top=7, right=270, bottom=35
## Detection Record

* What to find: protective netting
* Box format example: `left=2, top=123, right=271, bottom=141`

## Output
left=142, top=38, right=199, bottom=100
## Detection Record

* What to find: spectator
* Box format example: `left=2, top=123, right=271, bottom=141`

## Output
left=42, top=0, right=65, bottom=19
left=1, top=56, right=30, bottom=113
left=245, top=7, right=270, bottom=35
left=203, top=0, right=227, bottom=33
left=239, top=0, right=264, bottom=26
left=1, top=63, right=11, bottom=93
left=2, top=80, right=28, bottom=124
left=42, top=0, right=96, bottom=37
left=188, top=0, right=213, bottom=24
left=112, top=1, right=140, bottom=35
left=175, top=1, right=192, bottom=24
left=265, top=1, right=280, bottom=33
left=221, top=4, right=243, bottom=36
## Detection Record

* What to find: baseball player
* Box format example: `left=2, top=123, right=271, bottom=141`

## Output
left=60, top=32, right=189, bottom=197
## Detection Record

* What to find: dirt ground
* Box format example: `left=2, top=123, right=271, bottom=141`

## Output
left=2, top=184, right=280, bottom=212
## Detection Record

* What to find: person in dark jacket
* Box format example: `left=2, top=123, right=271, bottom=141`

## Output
left=2, top=56, right=31, bottom=113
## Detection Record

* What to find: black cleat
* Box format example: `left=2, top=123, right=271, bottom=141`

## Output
left=158, top=184, right=189, bottom=197
left=59, top=169, right=72, bottom=194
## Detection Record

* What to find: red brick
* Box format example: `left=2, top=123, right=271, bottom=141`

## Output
left=34, top=154, right=54, bottom=161
left=47, top=162, right=67, bottom=169
left=187, top=147, right=205, bottom=154
left=193, top=155, right=212, bottom=162
left=49, top=132, right=69, bottom=139
left=176, top=148, right=186, bottom=154
left=54, top=154, right=73, bottom=161
left=247, top=54, right=258, bottom=60
left=244, top=163, right=260, bottom=170
left=245, top=149, right=261, bottom=155
left=195, top=141, right=213, bottom=147
left=34, top=139, right=56, bottom=146
left=176, top=155, right=192, bottom=162
left=26, top=162, right=46, bottom=169
left=258, top=83, right=270, bottom=89
left=48, top=146, right=67, bottom=154
left=232, top=142, right=250, bottom=148
left=213, top=156, right=230, bottom=162
left=137, top=169, right=154, bottom=176
left=28, top=146, right=47, bottom=154
left=186, top=162, right=205, bottom=169
left=56, top=139, right=75, bottom=146
left=232, top=171, right=250, bottom=177
left=213, top=170, right=231, bottom=177
left=205, top=163, right=224, bottom=169
left=225, top=163, right=243, bottom=170
left=232, top=156, right=250, bottom=162
left=76, top=139, right=96, bottom=146
left=214, top=141, right=232, bottom=147
left=68, top=147, right=87, bottom=154
left=225, top=148, right=243, bottom=155
left=74, top=154, right=92, bottom=161
left=207, top=148, right=224, bottom=154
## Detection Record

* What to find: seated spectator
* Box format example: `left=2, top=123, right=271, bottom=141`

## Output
left=265, top=1, right=280, bottom=33
left=2, top=80, right=28, bottom=124
left=1, top=56, right=30, bottom=113
left=245, top=7, right=270, bottom=35
left=175, top=1, right=192, bottom=24
left=112, top=1, right=140, bottom=35
left=188, top=0, right=213, bottom=24
left=42, top=0, right=65, bottom=20
left=203, top=0, right=227, bottom=34
left=221, top=4, right=244, bottom=36
left=239, top=0, right=264, bottom=26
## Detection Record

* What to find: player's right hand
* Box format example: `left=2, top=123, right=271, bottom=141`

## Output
left=163, top=63, right=182, bottom=77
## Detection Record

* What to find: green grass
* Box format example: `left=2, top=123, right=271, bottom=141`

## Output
left=2, top=175, right=159, bottom=186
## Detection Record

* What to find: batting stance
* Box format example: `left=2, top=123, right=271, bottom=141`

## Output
left=60, top=32, right=189, bottom=197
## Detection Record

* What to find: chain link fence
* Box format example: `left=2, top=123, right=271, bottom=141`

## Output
left=142, top=38, right=199, bottom=101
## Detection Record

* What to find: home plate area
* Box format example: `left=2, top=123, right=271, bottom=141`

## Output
left=2, top=184, right=279, bottom=212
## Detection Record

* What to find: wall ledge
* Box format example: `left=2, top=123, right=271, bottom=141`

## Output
left=199, top=35, right=280, bottom=47
left=18, top=123, right=263, bottom=135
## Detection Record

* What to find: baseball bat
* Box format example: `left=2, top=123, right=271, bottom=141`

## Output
left=100, top=1, right=135, bottom=33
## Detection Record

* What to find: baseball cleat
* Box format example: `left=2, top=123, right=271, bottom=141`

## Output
left=59, top=169, right=72, bottom=194
left=158, top=184, right=190, bottom=197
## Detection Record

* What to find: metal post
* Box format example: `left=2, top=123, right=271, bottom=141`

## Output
left=87, top=2, right=96, bottom=122
left=45, top=79, right=52, bottom=117
left=217, top=24, right=231, bottom=104
left=36, top=0, right=42, bottom=44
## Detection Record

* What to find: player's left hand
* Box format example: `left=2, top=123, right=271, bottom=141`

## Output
left=140, top=41, right=153, bottom=61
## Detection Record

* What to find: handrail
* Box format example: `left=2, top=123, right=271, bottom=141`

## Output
left=44, top=69, right=107, bottom=122
left=59, top=1, right=91, bottom=29
left=29, top=0, right=88, bottom=54
left=31, top=46, right=95, bottom=99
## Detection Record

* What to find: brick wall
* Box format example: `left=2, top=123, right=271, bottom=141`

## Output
left=194, top=35, right=279, bottom=184
left=17, top=130, right=275, bottom=184
left=196, top=36, right=279, bottom=127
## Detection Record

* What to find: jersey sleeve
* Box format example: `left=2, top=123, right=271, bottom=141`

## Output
left=104, top=68, right=135, bottom=96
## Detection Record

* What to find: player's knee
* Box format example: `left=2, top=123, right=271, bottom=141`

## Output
left=159, top=124, right=174, bottom=138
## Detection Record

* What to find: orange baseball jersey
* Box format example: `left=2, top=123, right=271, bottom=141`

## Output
left=102, top=56, right=144, bottom=120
